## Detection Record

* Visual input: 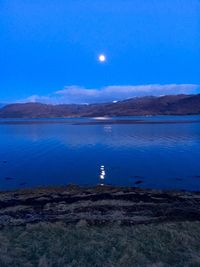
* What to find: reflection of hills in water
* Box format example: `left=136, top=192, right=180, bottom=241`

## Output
left=4, top=118, right=199, bottom=149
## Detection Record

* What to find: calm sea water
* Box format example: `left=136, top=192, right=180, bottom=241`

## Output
left=0, top=116, right=200, bottom=191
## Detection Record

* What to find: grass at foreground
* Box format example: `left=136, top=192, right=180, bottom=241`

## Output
left=0, top=222, right=200, bottom=267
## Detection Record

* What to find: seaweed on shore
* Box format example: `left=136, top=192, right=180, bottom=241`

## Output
left=0, top=185, right=199, bottom=227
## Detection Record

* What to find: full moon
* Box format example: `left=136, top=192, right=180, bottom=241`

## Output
left=98, top=54, right=106, bottom=62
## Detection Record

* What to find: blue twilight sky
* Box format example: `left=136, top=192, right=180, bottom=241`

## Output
left=0, top=0, right=200, bottom=104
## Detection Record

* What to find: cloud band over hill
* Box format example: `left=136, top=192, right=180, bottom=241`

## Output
left=21, top=84, right=199, bottom=104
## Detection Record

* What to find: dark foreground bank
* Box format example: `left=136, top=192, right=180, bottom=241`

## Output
left=0, top=221, right=200, bottom=267
left=0, top=186, right=200, bottom=267
left=0, top=185, right=200, bottom=226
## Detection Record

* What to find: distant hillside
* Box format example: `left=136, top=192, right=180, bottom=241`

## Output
left=0, top=103, right=5, bottom=108
left=0, top=94, right=200, bottom=118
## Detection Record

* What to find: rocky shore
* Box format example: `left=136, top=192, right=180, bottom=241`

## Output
left=0, top=185, right=200, bottom=227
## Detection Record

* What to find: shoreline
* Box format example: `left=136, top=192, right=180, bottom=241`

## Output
left=0, top=185, right=200, bottom=227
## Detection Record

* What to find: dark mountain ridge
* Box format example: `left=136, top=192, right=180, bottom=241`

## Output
left=0, top=94, right=200, bottom=118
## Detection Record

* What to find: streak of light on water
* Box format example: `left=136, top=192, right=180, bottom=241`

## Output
left=99, top=165, right=106, bottom=185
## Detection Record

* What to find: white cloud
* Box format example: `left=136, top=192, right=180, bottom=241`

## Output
left=20, top=84, right=199, bottom=104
